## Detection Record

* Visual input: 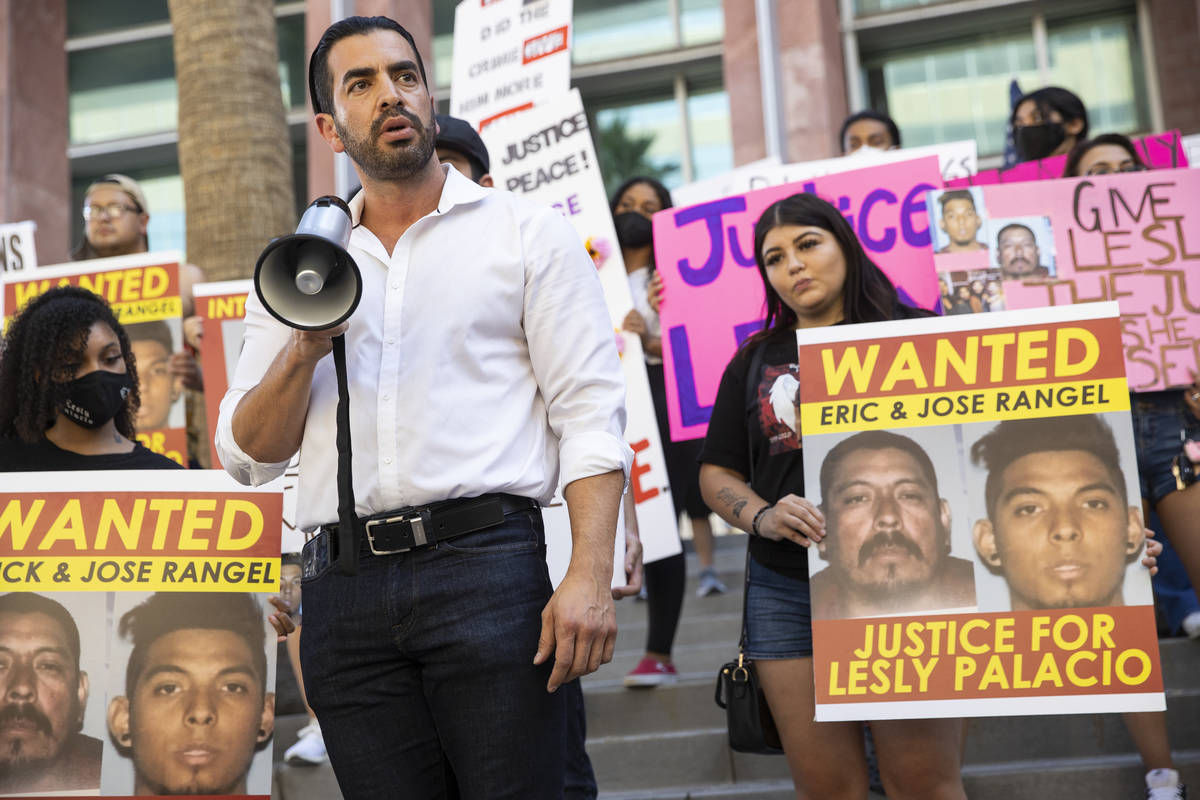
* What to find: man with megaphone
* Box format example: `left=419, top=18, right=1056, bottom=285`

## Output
left=215, top=16, right=631, bottom=800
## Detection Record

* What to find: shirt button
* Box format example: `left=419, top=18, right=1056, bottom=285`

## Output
left=382, top=393, right=390, bottom=401
left=384, top=457, right=392, bottom=465
left=386, top=337, right=395, bottom=345
left=392, top=281, right=399, bottom=289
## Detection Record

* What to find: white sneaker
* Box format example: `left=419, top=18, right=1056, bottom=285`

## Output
left=1145, top=768, right=1186, bottom=800
left=697, top=567, right=728, bottom=597
left=284, top=720, right=328, bottom=765
left=1181, top=611, right=1200, bottom=640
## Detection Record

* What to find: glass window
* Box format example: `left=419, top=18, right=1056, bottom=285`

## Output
left=1047, top=14, right=1146, bottom=135
left=433, top=1, right=455, bottom=90
left=862, top=30, right=1040, bottom=155
left=69, top=16, right=309, bottom=145
left=69, top=36, right=178, bottom=145
left=687, top=87, right=733, bottom=181
left=680, top=0, right=724, bottom=47
left=853, top=0, right=957, bottom=15
left=574, top=0, right=674, bottom=64
left=594, top=93, right=684, bottom=192
left=68, top=0, right=169, bottom=38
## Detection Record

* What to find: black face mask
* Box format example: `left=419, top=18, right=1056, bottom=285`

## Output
left=1015, top=122, right=1066, bottom=162
left=613, top=212, right=654, bottom=249
left=60, top=370, right=133, bottom=429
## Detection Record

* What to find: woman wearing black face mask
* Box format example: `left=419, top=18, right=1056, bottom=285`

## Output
left=612, top=176, right=726, bottom=689
left=1010, top=86, right=1088, bottom=163
left=0, top=286, right=183, bottom=470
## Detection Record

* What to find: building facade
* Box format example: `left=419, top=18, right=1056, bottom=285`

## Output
left=0, top=0, right=1197, bottom=266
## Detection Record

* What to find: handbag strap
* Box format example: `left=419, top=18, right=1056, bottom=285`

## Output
left=737, top=338, right=769, bottom=655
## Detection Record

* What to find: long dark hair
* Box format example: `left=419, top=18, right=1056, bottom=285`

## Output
left=0, top=286, right=140, bottom=443
left=609, top=175, right=673, bottom=216
left=1011, top=87, right=1089, bottom=140
left=1062, top=133, right=1146, bottom=178
left=741, top=192, right=924, bottom=353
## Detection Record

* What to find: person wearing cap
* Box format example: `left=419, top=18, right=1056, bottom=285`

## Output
left=434, top=114, right=493, bottom=187
left=73, top=174, right=209, bottom=466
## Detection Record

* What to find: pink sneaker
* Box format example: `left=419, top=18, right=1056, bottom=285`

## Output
left=623, top=657, right=679, bottom=688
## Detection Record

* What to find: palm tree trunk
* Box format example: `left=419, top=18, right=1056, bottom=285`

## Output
left=169, top=0, right=296, bottom=281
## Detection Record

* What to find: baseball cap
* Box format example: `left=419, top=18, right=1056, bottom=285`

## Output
left=86, top=173, right=149, bottom=214
left=435, top=114, right=490, bottom=177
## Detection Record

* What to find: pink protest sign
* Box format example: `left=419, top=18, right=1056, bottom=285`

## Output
left=652, top=157, right=943, bottom=441
left=932, top=169, right=1200, bottom=391
left=946, top=130, right=1188, bottom=188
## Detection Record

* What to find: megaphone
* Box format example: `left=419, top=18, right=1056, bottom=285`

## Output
left=254, top=196, right=363, bottom=330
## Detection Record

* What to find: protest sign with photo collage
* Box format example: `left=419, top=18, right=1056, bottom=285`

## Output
left=929, top=168, right=1200, bottom=391
left=0, top=470, right=282, bottom=797
left=2, top=252, right=189, bottom=465
left=652, top=157, right=944, bottom=442
left=483, top=88, right=681, bottom=570
left=795, top=303, right=1163, bottom=721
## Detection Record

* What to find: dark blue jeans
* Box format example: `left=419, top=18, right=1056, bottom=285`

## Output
left=299, top=509, right=565, bottom=799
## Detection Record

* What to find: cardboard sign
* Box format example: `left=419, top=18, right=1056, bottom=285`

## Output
left=0, top=220, right=36, bottom=273
left=796, top=303, right=1162, bottom=720
left=929, top=169, right=1200, bottom=391
left=652, top=157, right=943, bottom=441
left=946, top=130, right=1189, bottom=188
left=670, top=143, right=976, bottom=210
left=450, top=0, right=573, bottom=131
left=483, top=88, right=681, bottom=568
left=2, top=252, right=188, bottom=465
left=0, top=470, right=281, bottom=797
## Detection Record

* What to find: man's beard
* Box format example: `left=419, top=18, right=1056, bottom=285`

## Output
left=0, top=701, right=66, bottom=774
left=334, top=107, right=435, bottom=182
left=848, top=528, right=935, bottom=602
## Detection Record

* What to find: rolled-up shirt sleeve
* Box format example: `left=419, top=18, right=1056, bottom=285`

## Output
left=214, top=290, right=295, bottom=486
left=521, top=207, right=633, bottom=488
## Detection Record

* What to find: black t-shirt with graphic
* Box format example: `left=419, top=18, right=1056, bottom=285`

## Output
left=0, top=437, right=184, bottom=471
left=700, top=328, right=809, bottom=576
left=701, top=306, right=932, bottom=577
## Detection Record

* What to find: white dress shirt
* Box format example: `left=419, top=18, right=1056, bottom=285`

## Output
left=216, top=165, right=632, bottom=531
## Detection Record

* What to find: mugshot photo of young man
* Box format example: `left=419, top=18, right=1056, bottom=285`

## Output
left=104, top=591, right=275, bottom=796
left=969, top=414, right=1147, bottom=611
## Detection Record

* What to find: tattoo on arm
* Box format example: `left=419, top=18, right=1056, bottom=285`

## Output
left=716, top=488, right=748, bottom=519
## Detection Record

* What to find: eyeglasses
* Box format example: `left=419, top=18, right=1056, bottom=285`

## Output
left=82, top=203, right=139, bottom=221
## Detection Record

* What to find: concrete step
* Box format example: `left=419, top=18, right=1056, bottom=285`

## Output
left=589, top=639, right=734, bottom=682
left=583, top=676, right=721, bottom=739
left=598, top=779, right=798, bottom=800
left=963, top=749, right=1200, bottom=799
left=607, top=610, right=742, bottom=654
left=613, top=578, right=745, bottom=626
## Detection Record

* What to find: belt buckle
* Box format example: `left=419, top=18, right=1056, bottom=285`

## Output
left=364, top=509, right=431, bottom=555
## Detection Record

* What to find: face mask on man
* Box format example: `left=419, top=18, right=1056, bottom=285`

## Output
left=60, top=370, right=133, bottom=429
left=613, top=212, right=654, bottom=249
left=1015, top=122, right=1066, bottom=162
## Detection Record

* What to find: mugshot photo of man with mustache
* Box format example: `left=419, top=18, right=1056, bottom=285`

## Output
left=810, top=430, right=977, bottom=620
left=0, top=592, right=102, bottom=796
left=992, top=219, right=1054, bottom=280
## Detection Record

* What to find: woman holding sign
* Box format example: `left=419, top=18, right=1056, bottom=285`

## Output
left=0, top=286, right=184, bottom=470
left=697, top=193, right=968, bottom=798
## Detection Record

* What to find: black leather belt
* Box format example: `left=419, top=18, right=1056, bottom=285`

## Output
left=302, top=493, right=538, bottom=578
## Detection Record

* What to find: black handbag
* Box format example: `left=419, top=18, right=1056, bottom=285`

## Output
left=714, top=551, right=784, bottom=755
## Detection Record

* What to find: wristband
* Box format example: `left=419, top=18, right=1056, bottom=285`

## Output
left=751, top=503, right=773, bottom=536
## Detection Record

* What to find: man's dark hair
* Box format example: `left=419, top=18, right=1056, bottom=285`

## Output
left=818, top=430, right=940, bottom=507
left=123, top=320, right=175, bottom=356
left=970, top=414, right=1127, bottom=518
left=996, top=222, right=1035, bottom=246
left=938, top=189, right=977, bottom=211
left=838, top=110, right=902, bottom=153
left=0, top=286, right=141, bottom=443
left=119, top=592, right=268, bottom=700
left=308, top=16, right=428, bottom=116
left=0, top=593, right=82, bottom=670
left=1062, top=132, right=1147, bottom=179
left=1010, top=86, right=1089, bottom=141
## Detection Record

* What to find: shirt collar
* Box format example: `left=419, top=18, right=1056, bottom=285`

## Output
left=346, top=163, right=489, bottom=227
